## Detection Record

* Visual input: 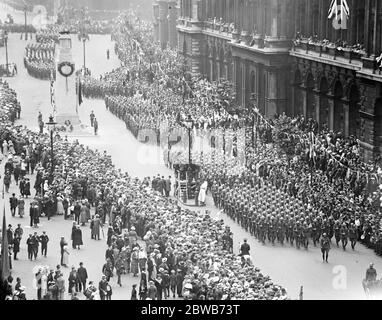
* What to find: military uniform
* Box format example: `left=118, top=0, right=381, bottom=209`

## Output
left=348, top=224, right=358, bottom=250
left=340, top=224, right=349, bottom=250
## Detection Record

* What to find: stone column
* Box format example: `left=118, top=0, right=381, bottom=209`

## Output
left=168, top=1, right=178, bottom=48
left=290, top=85, right=296, bottom=117
left=241, top=60, right=247, bottom=108
left=270, top=0, right=278, bottom=37
left=327, top=95, right=335, bottom=131
left=158, top=0, right=169, bottom=49
left=153, top=3, right=160, bottom=42
left=343, top=100, right=350, bottom=137
left=280, top=0, right=288, bottom=38
left=209, top=52, right=214, bottom=81
left=300, top=86, right=307, bottom=119
left=264, top=0, right=290, bottom=48
left=191, top=0, right=200, bottom=20
left=265, top=68, right=278, bottom=118
left=314, top=90, right=321, bottom=124
left=233, top=56, right=241, bottom=105
left=190, top=35, right=201, bottom=74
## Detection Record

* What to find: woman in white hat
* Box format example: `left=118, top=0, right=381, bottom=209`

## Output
left=130, top=246, right=139, bottom=277
left=56, top=195, right=64, bottom=216
left=2, top=140, right=8, bottom=156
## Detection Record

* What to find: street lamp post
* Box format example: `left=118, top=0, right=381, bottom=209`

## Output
left=4, top=31, right=9, bottom=76
left=45, top=115, right=57, bottom=176
left=78, top=31, right=89, bottom=73
left=24, top=4, right=28, bottom=40
left=79, top=7, right=89, bottom=73
left=183, top=115, right=194, bottom=165
left=82, top=37, right=86, bottom=70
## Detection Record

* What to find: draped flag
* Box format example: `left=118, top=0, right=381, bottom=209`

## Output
left=328, top=0, right=350, bottom=30
left=0, top=206, right=10, bottom=281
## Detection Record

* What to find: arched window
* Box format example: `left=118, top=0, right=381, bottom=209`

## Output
left=306, top=73, right=315, bottom=120
left=226, top=50, right=233, bottom=81
left=204, top=42, right=209, bottom=79
left=219, top=48, right=225, bottom=80
left=349, top=84, right=360, bottom=137
left=375, top=98, right=382, bottom=149
left=333, top=81, right=344, bottom=134
left=212, top=45, right=217, bottom=81
left=250, top=71, right=256, bottom=94
left=183, top=38, right=187, bottom=56
left=319, top=77, right=329, bottom=130
left=294, top=70, right=303, bottom=116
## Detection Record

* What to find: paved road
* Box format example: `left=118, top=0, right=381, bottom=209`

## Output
left=2, top=31, right=382, bottom=300
left=1, top=32, right=171, bottom=300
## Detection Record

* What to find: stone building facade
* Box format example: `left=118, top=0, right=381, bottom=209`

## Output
left=153, top=0, right=180, bottom=49
left=172, top=0, right=382, bottom=160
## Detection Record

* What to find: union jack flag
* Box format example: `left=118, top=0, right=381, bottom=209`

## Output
left=328, top=0, right=350, bottom=23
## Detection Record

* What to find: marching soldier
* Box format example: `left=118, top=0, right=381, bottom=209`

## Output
left=302, top=222, right=311, bottom=250
left=320, top=233, right=331, bottom=263
left=291, top=221, right=299, bottom=247
left=258, top=217, right=266, bottom=244
left=348, top=223, right=358, bottom=250
left=340, top=223, right=349, bottom=251
left=277, top=217, right=286, bottom=245
left=268, top=218, right=276, bottom=245
left=334, top=220, right=341, bottom=247
left=311, top=218, right=321, bottom=247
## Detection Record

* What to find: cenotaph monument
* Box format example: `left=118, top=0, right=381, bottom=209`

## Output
left=54, top=31, right=81, bottom=129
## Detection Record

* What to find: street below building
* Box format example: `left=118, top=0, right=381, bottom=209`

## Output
left=2, top=30, right=381, bottom=300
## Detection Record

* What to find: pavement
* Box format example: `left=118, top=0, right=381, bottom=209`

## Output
left=1, top=30, right=382, bottom=300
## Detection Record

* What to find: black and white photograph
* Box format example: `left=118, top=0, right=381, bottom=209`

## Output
left=0, top=0, right=382, bottom=306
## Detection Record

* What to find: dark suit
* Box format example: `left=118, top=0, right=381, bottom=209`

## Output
left=240, top=243, right=250, bottom=256
left=26, top=237, right=34, bottom=260
left=13, top=237, right=20, bottom=259
left=74, top=204, right=81, bottom=224
left=39, top=234, right=49, bottom=257
left=98, top=280, right=108, bottom=300
left=77, top=266, right=88, bottom=292
left=10, top=196, right=18, bottom=216
left=68, top=271, right=79, bottom=294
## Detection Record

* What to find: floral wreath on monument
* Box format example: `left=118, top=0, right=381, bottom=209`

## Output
left=58, top=61, right=75, bottom=77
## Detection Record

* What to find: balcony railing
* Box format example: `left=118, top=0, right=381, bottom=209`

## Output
left=292, top=38, right=366, bottom=64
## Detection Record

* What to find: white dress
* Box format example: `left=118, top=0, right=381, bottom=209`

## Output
left=198, top=181, right=208, bottom=203
left=2, top=141, right=8, bottom=155
left=41, top=274, right=48, bottom=296
left=56, top=197, right=64, bottom=215
left=63, top=248, right=69, bottom=265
